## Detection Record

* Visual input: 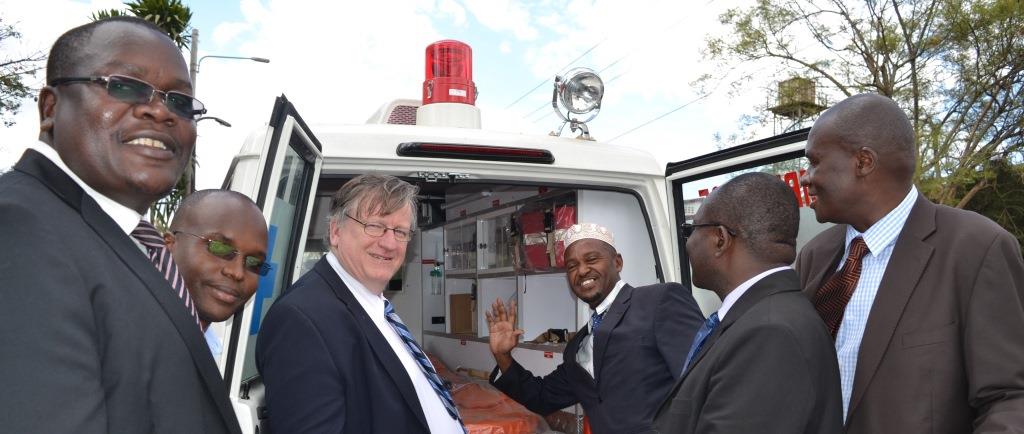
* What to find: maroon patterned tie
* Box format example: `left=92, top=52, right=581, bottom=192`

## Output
left=131, top=221, right=201, bottom=327
left=812, top=237, right=870, bottom=339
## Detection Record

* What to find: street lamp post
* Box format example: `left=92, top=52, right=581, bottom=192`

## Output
left=194, top=55, right=271, bottom=92
left=184, top=28, right=270, bottom=194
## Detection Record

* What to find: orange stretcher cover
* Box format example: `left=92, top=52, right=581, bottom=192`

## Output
left=429, top=354, right=550, bottom=434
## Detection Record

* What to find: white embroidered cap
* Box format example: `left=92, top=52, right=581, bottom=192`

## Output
left=562, top=223, right=615, bottom=248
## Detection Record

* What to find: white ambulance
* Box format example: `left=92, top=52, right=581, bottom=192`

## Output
left=211, top=40, right=827, bottom=433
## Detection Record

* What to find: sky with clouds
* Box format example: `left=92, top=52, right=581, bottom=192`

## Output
left=0, top=0, right=788, bottom=188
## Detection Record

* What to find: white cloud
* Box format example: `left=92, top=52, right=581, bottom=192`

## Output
left=435, top=0, right=467, bottom=26
left=211, top=21, right=249, bottom=48
left=190, top=0, right=445, bottom=188
left=461, top=0, right=538, bottom=40
left=0, top=0, right=798, bottom=179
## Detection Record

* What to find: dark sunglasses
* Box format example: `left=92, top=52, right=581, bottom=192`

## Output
left=173, top=231, right=271, bottom=276
left=49, top=75, right=207, bottom=120
left=682, top=222, right=738, bottom=238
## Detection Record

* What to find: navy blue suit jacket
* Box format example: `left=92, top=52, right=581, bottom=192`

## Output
left=490, top=282, right=703, bottom=434
left=256, top=256, right=431, bottom=433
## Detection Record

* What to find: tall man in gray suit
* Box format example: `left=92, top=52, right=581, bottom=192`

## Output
left=0, top=17, right=240, bottom=433
left=649, top=172, right=842, bottom=433
left=797, top=93, right=1024, bottom=433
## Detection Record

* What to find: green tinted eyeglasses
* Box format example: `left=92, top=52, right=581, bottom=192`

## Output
left=346, top=214, right=414, bottom=242
left=173, top=231, right=271, bottom=276
left=49, top=74, right=207, bottom=120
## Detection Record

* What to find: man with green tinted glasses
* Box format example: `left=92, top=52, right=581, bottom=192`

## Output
left=165, top=189, right=269, bottom=355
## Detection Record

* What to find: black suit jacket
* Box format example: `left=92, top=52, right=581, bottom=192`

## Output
left=649, top=270, right=843, bottom=434
left=0, top=150, right=241, bottom=433
left=256, top=256, right=432, bottom=433
left=796, top=194, right=1024, bottom=433
left=490, top=282, right=703, bottom=434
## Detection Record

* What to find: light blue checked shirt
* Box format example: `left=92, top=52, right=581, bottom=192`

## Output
left=834, top=186, right=918, bottom=420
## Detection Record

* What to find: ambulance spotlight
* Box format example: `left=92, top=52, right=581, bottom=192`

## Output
left=551, top=68, right=603, bottom=140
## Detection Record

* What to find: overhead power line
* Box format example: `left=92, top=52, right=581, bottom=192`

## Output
left=504, top=39, right=607, bottom=109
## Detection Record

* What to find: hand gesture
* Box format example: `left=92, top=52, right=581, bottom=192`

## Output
left=485, top=299, right=523, bottom=358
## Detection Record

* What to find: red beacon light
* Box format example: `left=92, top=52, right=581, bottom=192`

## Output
left=416, top=40, right=481, bottom=128
left=422, top=40, right=476, bottom=106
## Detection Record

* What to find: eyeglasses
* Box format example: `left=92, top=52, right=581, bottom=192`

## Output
left=49, top=75, right=207, bottom=120
left=173, top=231, right=271, bottom=276
left=346, top=214, right=413, bottom=242
left=682, top=222, right=738, bottom=238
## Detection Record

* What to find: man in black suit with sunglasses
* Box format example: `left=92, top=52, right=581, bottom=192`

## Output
left=165, top=189, right=269, bottom=356
left=0, top=17, right=241, bottom=433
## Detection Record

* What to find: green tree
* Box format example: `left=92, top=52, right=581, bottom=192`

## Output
left=961, top=159, right=1024, bottom=250
left=0, top=17, right=46, bottom=127
left=92, top=0, right=192, bottom=48
left=700, top=0, right=1023, bottom=216
left=91, top=0, right=195, bottom=230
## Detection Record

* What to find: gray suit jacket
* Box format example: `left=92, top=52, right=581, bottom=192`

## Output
left=796, top=193, right=1024, bottom=434
left=0, top=150, right=241, bottom=434
left=648, top=269, right=843, bottom=434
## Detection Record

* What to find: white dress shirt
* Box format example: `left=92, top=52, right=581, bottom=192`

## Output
left=326, top=252, right=463, bottom=434
left=718, top=266, right=791, bottom=320
left=577, top=279, right=626, bottom=378
left=833, top=186, right=918, bottom=420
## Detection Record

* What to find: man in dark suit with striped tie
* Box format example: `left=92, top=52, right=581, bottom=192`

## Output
left=0, top=17, right=241, bottom=433
left=257, top=174, right=465, bottom=433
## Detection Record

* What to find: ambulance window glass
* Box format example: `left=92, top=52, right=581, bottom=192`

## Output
left=241, top=132, right=316, bottom=382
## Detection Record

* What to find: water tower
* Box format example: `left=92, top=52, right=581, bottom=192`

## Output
left=769, top=77, right=827, bottom=132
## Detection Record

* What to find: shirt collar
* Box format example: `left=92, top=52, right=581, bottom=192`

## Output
left=28, top=141, right=142, bottom=235
left=844, top=185, right=918, bottom=255
left=718, top=266, right=790, bottom=320
left=593, top=280, right=626, bottom=315
left=327, top=251, right=387, bottom=315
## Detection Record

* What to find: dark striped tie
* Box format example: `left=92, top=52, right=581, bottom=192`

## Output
left=384, top=300, right=464, bottom=430
left=813, top=237, right=870, bottom=338
left=131, top=221, right=200, bottom=327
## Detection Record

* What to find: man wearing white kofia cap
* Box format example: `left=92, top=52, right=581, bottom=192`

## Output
left=486, top=223, right=704, bottom=434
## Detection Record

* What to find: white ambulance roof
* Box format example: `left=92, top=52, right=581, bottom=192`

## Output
left=303, top=122, right=664, bottom=177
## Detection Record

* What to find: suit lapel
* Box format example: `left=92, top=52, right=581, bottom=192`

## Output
left=565, top=323, right=597, bottom=388
left=593, top=284, right=632, bottom=379
left=317, top=259, right=430, bottom=431
left=682, top=270, right=800, bottom=379
left=848, top=195, right=935, bottom=417
left=806, top=228, right=846, bottom=295
left=16, top=150, right=241, bottom=433
left=660, top=270, right=800, bottom=418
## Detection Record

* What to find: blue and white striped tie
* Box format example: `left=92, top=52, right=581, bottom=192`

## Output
left=384, top=300, right=465, bottom=430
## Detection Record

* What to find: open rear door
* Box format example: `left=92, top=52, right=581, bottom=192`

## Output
left=219, top=95, right=323, bottom=432
left=664, top=129, right=830, bottom=315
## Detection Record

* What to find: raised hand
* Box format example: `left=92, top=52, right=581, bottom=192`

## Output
left=485, top=299, right=523, bottom=372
